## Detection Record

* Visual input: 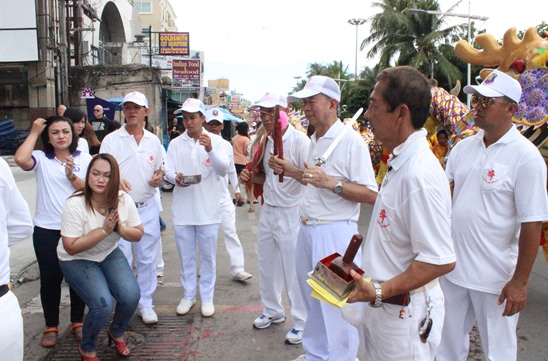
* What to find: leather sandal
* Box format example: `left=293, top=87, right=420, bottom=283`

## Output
left=79, top=346, right=101, bottom=361
left=71, top=322, right=84, bottom=341
left=41, top=327, right=59, bottom=348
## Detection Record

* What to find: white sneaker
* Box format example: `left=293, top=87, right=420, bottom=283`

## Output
left=138, top=307, right=158, bottom=324
left=291, top=355, right=308, bottom=361
left=285, top=328, right=303, bottom=345
left=176, top=298, right=196, bottom=316
left=253, top=314, right=286, bottom=329
left=201, top=302, right=215, bottom=317
left=232, top=271, right=253, bottom=282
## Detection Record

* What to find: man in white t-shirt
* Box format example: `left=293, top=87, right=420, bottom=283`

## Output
left=240, top=92, right=310, bottom=345
left=346, top=66, right=456, bottom=361
left=0, top=158, right=33, bottom=360
left=203, top=108, right=253, bottom=282
left=165, top=98, right=229, bottom=318
left=437, top=70, right=548, bottom=361
left=271, top=76, right=378, bottom=361
left=100, top=91, right=165, bottom=325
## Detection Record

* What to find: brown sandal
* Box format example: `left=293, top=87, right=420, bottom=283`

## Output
left=41, top=327, right=59, bottom=348
left=71, top=322, right=84, bottom=341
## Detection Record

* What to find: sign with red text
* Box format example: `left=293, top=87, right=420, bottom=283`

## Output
left=159, top=32, right=189, bottom=56
left=172, top=59, right=201, bottom=88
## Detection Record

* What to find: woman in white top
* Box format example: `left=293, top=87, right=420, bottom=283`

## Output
left=58, top=153, right=143, bottom=361
left=63, top=108, right=101, bottom=155
left=14, top=116, right=92, bottom=348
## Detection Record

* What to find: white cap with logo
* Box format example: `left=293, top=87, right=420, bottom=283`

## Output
left=122, top=91, right=149, bottom=108
left=288, top=75, right=341, bottom=102
left=463, top=69, right=522, bottom=104
left=174, top=98, right=206, bottom=115
left=253, top=92, right=288, bottom=108
left=205, top=108, right=224, bottom=123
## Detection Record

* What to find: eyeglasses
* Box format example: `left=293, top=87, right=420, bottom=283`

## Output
left=471, top=94, right=510, bottom=109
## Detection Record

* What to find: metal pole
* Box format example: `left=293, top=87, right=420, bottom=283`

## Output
left=149, top=25, right=152, bottom=67
left=466, top=0, right=471, bottom=108
left=354, top=24, right=359, bottom=79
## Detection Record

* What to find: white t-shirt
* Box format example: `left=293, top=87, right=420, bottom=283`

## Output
left=100, top=125, right=165, bottom=204
left=57, top=192, right=141, bottom=262
left=30, top=150, right=92, bottom=229
left=263, top=124, right=310, bottom=208
left=363, top=130, right=456, bottom=282
left=165, top=129, right=230, bottom=225
left=0, top=158, right=33, bottom=285
left=77, top=137, right=89, bottom=153
left=446, top=125, right=548, bottom=294
left=300, top=120, right=377, bottom=222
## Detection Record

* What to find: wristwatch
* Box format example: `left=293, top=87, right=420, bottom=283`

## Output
left=333, top=180, right=343, bottom=194
left=370, top=282, right=383, bottom=308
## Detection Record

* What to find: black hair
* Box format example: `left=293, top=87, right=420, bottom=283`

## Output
left=41, top=116, right=78, bottom=154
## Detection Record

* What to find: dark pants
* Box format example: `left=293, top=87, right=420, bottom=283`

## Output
left=33, top=226, right=85, bottom=327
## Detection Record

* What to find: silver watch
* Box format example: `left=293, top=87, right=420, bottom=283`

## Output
left=333, top=180, right=343, bottom=194
left=370, top=282, right=383, bottom=308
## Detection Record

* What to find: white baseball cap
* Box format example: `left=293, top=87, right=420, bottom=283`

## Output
left=463, top=69, right=522, bottom=104
left=288, top=75, right=341, bottom=102
left=205, top=108, right=224, bottom=123
left=174, top=98, right=205, bottom=115
left=253, top=92, right=288, bottom=108
left=122, top=91, right=148, bottom=108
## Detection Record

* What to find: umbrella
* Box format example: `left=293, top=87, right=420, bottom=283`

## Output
left=219, top=108, right=244, bottom=123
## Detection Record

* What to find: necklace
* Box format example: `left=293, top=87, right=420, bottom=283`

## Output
left=54, top=156, right=66, bottom=166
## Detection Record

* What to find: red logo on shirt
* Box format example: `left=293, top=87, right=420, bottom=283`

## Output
left=483, top=169, right=498, bottom=184
left=204, top=158, right=211, bottom=167
left=377, top=209, right=389, bottom=228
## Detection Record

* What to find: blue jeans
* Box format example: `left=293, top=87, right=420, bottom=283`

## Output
left=59, top=248, right=140, bottom=353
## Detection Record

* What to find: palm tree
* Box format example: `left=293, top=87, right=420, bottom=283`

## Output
left=363, top=0, right=466, bottom=87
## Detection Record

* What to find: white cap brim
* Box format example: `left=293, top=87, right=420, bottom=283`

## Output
left=463, top=84, right=505, bottom=98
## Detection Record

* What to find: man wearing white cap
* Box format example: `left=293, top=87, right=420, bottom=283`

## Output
left=271, top=77, right=378, bottom=360
left=100, top=91, right=165, bottom=325
left=438, top=70, right=548, bottom=361
left=239, top=92, right=310, bottom=345
left=165, top=98, right=229, bottom=317
left=203, top=107, right=253, bottom=283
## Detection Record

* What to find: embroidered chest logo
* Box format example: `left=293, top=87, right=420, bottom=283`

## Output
left=204, top=158, right=211, bottom=167
left=483, top=169, right=498, bottom=184
left=147, top=155, right=155, bottom=165
left=377, top=209, right=389, bottom=228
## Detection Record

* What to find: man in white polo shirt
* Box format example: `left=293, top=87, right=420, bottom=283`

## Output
left=240, top=92, right=310, bottom=345
left=100, top=91, right=165, bottom=325
left=346, top=66, right=456, bottom=361
left=272, top=76, right=378, bottom=361
left=203, top=107, right=253, bottom=283
left=165, top=98, right=229, bottom=318
left=437, top=70, right=548, bottom=361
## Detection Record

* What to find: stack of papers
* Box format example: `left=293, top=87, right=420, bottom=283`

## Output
left=307, top=274, right=371, bottom=308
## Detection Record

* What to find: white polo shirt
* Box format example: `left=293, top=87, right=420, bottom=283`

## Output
left=446, top=125, right=548, bottom=294
left=58, top=192, right=141, bottom=262
left=165, top=129, right=229, bottom=225
left=30, top=150, right=92, bottom=230
left=217, top=138, right=240, bottom=201
left=263, top=124, right=310, bottom=208
left=100, top=125, right=165, bottom=204
left=363, top=130, right=456, bottom=282
left=300, top=120, right=377, bottom=222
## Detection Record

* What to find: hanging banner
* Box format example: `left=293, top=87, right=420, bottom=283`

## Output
left=172, top=59, right=201, bottom=88
left=158, top=32, right=189, bottom=55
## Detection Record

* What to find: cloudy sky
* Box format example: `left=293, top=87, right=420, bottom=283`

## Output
left=170, top=0, right=544, bottom=103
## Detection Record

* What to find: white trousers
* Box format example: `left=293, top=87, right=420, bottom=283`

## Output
left=118, top=200, right=161, bottom=309
left=156, top=236, right=164, bottom=276
left=174, top=224, right=219, bottom=302
left=219, top=197, right=245, bottom=276
left=0, top=291, right=23, bottom=361
left=257, top=204, right=307, bottom=329
left=437, top=277, right=519, bottom=361
left=344, top=283, right=445, bottom=361
left=295, top=221, right=360, bottom=361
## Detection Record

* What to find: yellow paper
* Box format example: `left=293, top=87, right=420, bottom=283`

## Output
left=306, top=276, right=371, bottom=309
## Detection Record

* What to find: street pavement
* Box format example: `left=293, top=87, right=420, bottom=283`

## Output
left=7, top=162, right=548, bottom=361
